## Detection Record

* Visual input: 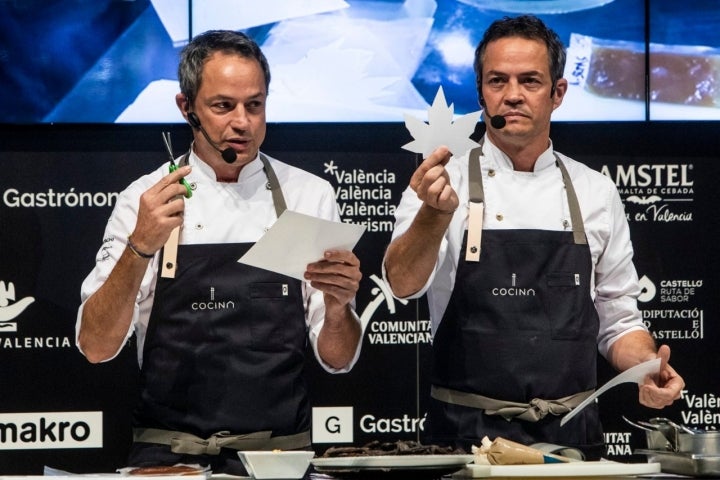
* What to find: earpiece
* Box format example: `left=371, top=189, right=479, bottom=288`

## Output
left=187, top=112, right=201, bottom=129
left=184, top=110, right=237, bottom=163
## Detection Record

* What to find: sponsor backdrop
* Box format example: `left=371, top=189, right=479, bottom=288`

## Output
left=0, top=122, right=718, bottom=473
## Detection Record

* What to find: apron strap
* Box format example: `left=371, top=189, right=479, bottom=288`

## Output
left=160, top=150, right=192, bottom=279
left=464, top=141, right=588, bottom=264
left=431, top=385, right=594, bottom=422
left=160, top=151, right=287, bottom=278
left=466, top=146, right=485, bottom=262
left=555, top=157, right=588, bottom=245
left=133, top=427, right=311, bottom=455
left=259, top=153, right=287, bottom=218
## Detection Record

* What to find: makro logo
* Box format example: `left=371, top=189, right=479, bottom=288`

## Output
left=0, top=412, right=103, bottom=450
left=312, top=407, right=353, bottom=444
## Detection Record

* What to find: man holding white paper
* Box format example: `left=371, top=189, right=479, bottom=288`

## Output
left=76, top=30, right=362, bottom=474
left=383, top=15, right=684, bottom=459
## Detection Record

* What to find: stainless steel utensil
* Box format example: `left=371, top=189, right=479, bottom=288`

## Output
left=622, top=416, right=675, bottom=450
left=621, top=416, right=654, bottom=432
left=650, top=416, right=697, bottom=435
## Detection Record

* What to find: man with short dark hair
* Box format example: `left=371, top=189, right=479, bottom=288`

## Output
left=384, top=15, right=683, bottom=458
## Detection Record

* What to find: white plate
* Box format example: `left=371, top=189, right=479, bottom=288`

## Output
left=238, top=451, right=314, bottom=479
left=453, top=460, right=661, bottom=478
left=312, top=454, right=474, bottom=471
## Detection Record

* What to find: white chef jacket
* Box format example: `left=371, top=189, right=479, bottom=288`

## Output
left=383, top=136, right=647, bottom=359
left=76, top=150, right=361, bottom=373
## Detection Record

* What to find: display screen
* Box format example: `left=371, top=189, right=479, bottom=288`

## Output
left=648, top=0, right=720, bottom=120
left=0, top=0, right=717, bottom=123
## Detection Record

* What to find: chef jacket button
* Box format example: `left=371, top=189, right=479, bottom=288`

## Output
left=470, top=246, right=478, bottom=253
left=190, top=182, right=197, bottom=191
left=563, top=219, right=570, bottom=228
left=195, top=223, right=203, bottom=230
left=266, top=181, right=272, bottom=190
left=496, top=213, right=503, bottom=221
left=488, top=169, right=496, bottom=177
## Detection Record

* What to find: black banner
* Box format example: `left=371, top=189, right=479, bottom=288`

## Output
left=1, top=123, right=718, bottom=473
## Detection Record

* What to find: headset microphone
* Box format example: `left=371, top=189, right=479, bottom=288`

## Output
left=479, top=97, right=506, bottom=129
left=187, top=112, right=237, bottom=163
left=490, top=115, right=506, bottom=129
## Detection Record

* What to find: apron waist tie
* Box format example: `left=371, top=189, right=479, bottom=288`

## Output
left=431, top=385, right=594, bottom=422
left=133, top=428, right=311, bottom=455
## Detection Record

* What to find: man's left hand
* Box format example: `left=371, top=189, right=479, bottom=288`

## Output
left=305, top=250, right=361, bottom=307
left=639, top=344, right=685, bottom=408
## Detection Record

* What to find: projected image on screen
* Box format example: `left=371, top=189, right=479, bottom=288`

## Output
left=0, top=0, right=717, bottom=123
left=648, top=0, right=720, bottom=120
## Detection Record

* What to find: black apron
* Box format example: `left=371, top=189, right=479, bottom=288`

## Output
left=128, top=155, right=311, bottom=473
left=426, top=145, right=604, bottom=458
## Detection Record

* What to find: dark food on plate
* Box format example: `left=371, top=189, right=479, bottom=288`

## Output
left=322, top=440, right=466, bottom=457
left=127, top=465, right=204, bottom=475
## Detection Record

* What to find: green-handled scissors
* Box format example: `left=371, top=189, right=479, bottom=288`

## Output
left=162, top=131, right=192, bottom=198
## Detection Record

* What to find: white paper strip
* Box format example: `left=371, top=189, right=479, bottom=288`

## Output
left=560, top=357, right=662, bottom=426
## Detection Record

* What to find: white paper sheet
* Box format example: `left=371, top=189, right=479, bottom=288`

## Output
left=560, top=357, right=662, bottom=426
left=237, top=210, right=365, bottom=280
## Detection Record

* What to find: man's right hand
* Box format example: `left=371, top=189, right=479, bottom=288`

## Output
left=410, top=146, right=458, bottom=213
left=130, top=166, right=192, bottom=255
left=383, top=147, right=458, bottom=298
left=78, top=165, right=193, bottom=362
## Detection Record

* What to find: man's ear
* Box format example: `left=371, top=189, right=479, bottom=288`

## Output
left=176, top=93, right=190, bottom=119
left=552, top=78, right=568, bottom=110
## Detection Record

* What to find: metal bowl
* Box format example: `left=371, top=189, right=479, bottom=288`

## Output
left=645, top=430, right=674, bottom=451
left=677, top=431, right=720, bottom=455
left=645, top=426, right=720, bottom=454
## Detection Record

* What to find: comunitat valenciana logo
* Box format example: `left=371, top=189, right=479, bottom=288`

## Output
left=356, top=274, right=434, bottom=346
left=0, top=412, right=103, bottom=450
